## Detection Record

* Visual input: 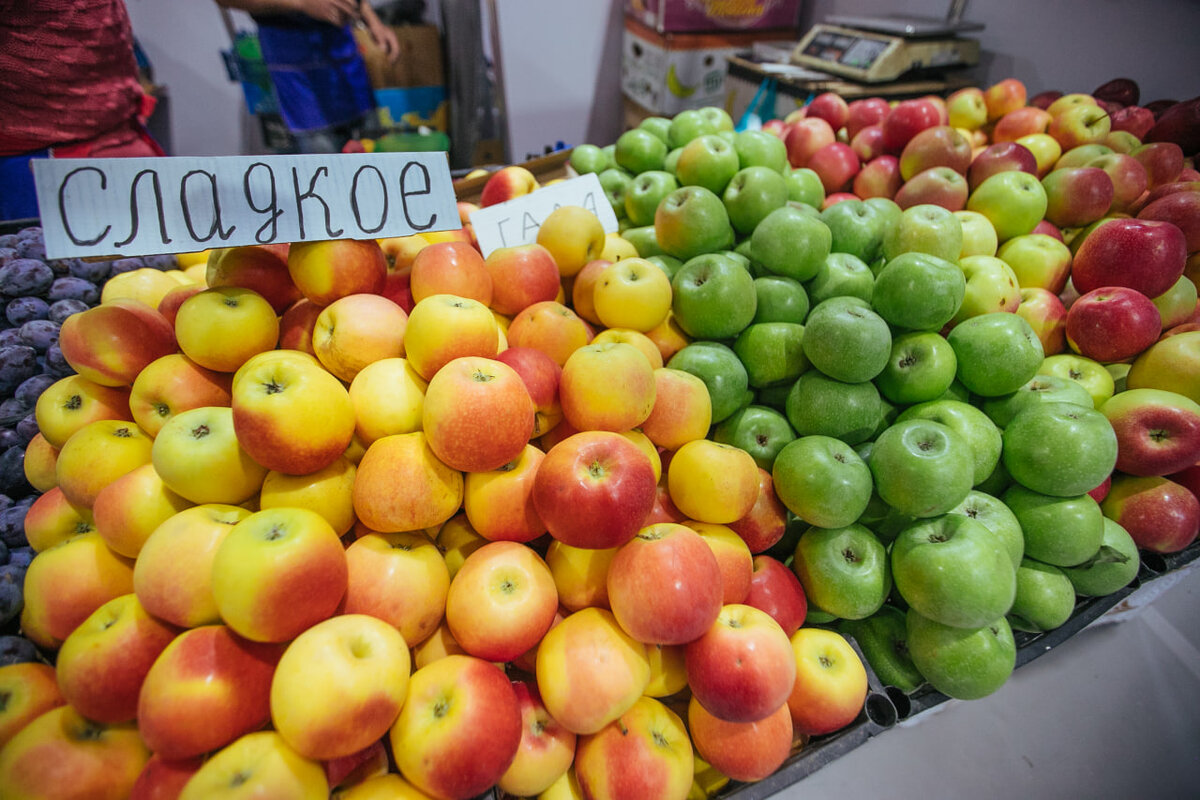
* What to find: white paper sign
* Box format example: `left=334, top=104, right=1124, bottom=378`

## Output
left=469, top=173, right=620, bottom=257
left=32, top=153, right=459, bottom=260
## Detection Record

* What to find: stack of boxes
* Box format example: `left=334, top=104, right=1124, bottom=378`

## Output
left=620, top=0, right=802, bottom=125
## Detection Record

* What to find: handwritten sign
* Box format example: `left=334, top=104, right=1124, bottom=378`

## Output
left=469, top=173, right=620, bottom=257
left=32, top=152, right=459, bottom=260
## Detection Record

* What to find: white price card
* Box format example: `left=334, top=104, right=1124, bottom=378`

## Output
left=32, top=152, right=460, bottom=260
left=469, top=173, right=620, bottom=257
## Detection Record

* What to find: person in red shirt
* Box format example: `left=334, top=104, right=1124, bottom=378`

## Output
left=0, top=0, right=164, bottom=221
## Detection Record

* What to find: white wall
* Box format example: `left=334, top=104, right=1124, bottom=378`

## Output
left=799, top=0, right=1200, bottom=104
left=124, top=0, right=1198, bottom=158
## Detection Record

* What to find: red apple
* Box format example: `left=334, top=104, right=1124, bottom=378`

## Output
left=606, top=522, right=723, bottom=646
left=846, top=97, right=891, bottom=139
left=1131, top=142, right=1185, bottom=190
left=1072, top=218, right=1187, bottom=298
left=805, top=92, right=850, bottom=132
left=685, top=604, right=796, bottom=723
left=894, top=166, right=968, bottom=211
left=1110, top=106, right=1157, bottom=139
left=1016, top=287, right=1068, bottom=356
left=984, top=78, right=1028, bottom=121
left=1101, top=473, right=1200, bottom=553
left=853, top=155, right=903, bottom=199
left=992, top=107, right=1052, bottom=143
left=532, top=430, right=658, bottom=549
left=1100, top=388, right=1200, bottom=476
left=899, top=125, right=973, bottom=179
left=1138, top=191, right=1200, bottom=253
left=728, top=468, right=788, bottom=553
left=850, top=124, right=887, bottom=163
left=687, top=695, right=793, bottom=784
left=967, top=142, right=1039, bottom=192
left=1066, top=286, right=1162, bottom=362
left=206, top=243, right=300, bottom=314
left=1088, top=153, right=1150, bottom=213
left=743, top=554, right=808, bottom=637
left=783, top=117, right=837, bottom=168
left=807, top=142, right=860, bottom=193
left=1042, top=167, right=1115, bottom=229
left=881, top=97, right=942, bottom=154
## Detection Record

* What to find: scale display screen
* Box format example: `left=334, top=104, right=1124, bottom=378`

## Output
left=800, top=29, right=890, bottom=69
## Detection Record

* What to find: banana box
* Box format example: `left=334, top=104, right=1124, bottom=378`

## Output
left=621, top=15, right=795, bottom=115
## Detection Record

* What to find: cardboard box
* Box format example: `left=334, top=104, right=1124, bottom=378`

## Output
left=355, top=24, right=448, bottom=132
left=621, top=17, right=793, bottom=116
left=625, top=0, right=802, bottom=34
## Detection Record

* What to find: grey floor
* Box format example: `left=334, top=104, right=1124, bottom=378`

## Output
left=774, top=561, right=1200, bottom=799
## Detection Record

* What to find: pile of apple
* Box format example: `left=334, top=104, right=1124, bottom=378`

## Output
left=1, top=74, right=1199, bottom=800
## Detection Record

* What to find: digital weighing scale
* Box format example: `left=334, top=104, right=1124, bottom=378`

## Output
left=791, top=2, right=984, bottom=84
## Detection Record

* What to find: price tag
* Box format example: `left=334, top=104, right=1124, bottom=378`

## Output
left=469, top=173, right=619, bottom=257
left=32, top=152, right=459, bottom=260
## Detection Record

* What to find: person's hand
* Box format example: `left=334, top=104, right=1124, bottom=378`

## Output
left=296, top=0, right=362, bottom=26
left=361, top=3, right=401, bottom=62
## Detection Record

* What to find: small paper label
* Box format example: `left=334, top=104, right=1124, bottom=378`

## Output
left=32, top=152, right=459, bottom=260
left=469, top=173, right=619, bottom=257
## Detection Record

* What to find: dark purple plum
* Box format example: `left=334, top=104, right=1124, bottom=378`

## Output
left=0, top=248, right=16, bottom=266
left=0, top=398, right=28, bottom=425
left=68, top=258, right=112, bottom=284
left=0, top=345, right=39, bottom=394
left=0, top=539, right=7, bottom=566
left=14, top=239, right=46, bottom=261
left=0, top=576, right=22, bottom=629
left=0, top=430, right=19, bottom=450
left=7, top=546, right=32, bottom=570
left=19, top=319, right=59, bottom=353
left=43, top=343, right=73, bottom=378
left=0, top=330, right=21, bottom=349
left=107, top=257, right=146, bottom=276
left=0, top=446, right=30, bottom=499
left=47, top=299, right=89, bottom=324
left=143, top=254, right=178, bottom=270
left=47, top=276, right=100, bottom=305
left=0, top=259, right=54, bottom=298
left=5, top=296, right=49, bottom=326
left=0, top=634, right=39, bottom=665
left=15, top=374, right=56, bottom=406
left=15, top=414, right=39, bottom=446
left=0, top=499, right=32, bottom=547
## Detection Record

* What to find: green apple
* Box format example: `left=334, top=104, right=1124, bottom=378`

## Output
left=645, top=254, right=682, bottom=281
left=954, top=210, right=999, bottom=257
left=664, top=147, right=683, bottom=175
left=806, top=252, right=874, bottom=306
left=668, top=108, right=721, bottom=149
left=1007, top=558, right=1076, bottom=633
left=771, top=434, right=873, bottom=528
left=891, top=514, right=1016, bottom=629
left=896, top=399, right=1002, bottom=487
left=874, top=331, right=958, bottom=406
left=1037, top=353, right=1116, bottom=409
left=733, top=129, right=789, bottom=172
left=718, top=248, right=750, bottom=272
left=750, top=205, right=832, bottom=282
left=638, top=115, right=673, bottom=145
left=906, top=610, right=1016, bottom=699
left=614, top=127, right=668, bottom=174
left=838, top=605, right=924, bottom=692
left=966, top=171, right=1048, bottom=242
left=793, top=524, right=891, bottom=620
left=752, top=276, right=809, bottom=325
left=623, top=170, right=679, bottom=228
left=785, top=370, right=882, bottom=445
left=946, top=490, right=1024, bottom=570
left=722, top=166, right=789, bottom=235
left=569, top=143, right=610, bottom=175
left=801, top=297, right=891, bottom=384
left=667, top=341, right=751, bottom=424
left=1060, top=517, right=1140, bottom=597
left=1002, top=483, right=1105, bottom=567
left=871, top=252, right=966, bottom=332
left=975, top=458, right=1013, bottom=497
left=698, top=106, right=734, bottom=134
left=980, top=374, right=1094, bottom=428
left=869, top=418, right=974, bottom=517
left=784, top=167, right=826, bottom=208
left=946, top=311, right=1044, bottom=397
left=654, top=186, right=735, bottom=261
left=671, top=252, right=757, bottom=340
left=951, top=255, right=1022, bottom=325
left=881, top=204, right=964, bottom=263
left=820, top=199, right=892, bottom=264
left=996, top=233, right=1073, bottom=294
left=1001, top=402, right=1118, bottom=497
left=675, top=134, right=740, bottom=196
left=598, top=167, right=633, bottom=218
left=622, top=225, right=667, bottom=258
left=712, top=404, right=796, bottom=471
left=733, top=322, right=808, bottom=389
